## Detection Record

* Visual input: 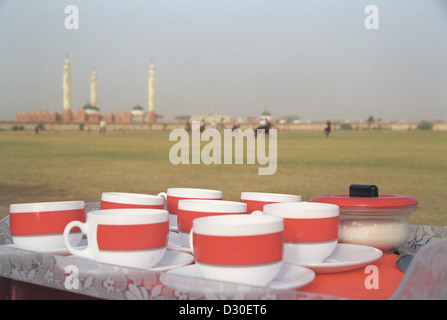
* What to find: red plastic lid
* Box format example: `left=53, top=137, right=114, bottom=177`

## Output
left=312, top=194, right=418, bottom=209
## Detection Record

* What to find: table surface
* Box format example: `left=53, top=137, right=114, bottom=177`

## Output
left=1, top=203, right=446, bottom=300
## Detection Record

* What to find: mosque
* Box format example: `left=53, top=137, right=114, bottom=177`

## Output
left=15, top=57, right=161, bottom=124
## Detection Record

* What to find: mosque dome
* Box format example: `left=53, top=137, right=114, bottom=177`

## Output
left=260, top=110, right=272, bottom=120
left=131, top=105, right=145, bottom=115
left=261, top=111, right=271, bottom=117
left=83, top=104, right=100, bottom=114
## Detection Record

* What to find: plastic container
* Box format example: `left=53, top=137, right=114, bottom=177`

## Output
left=313, top=184, right=418, bottom=252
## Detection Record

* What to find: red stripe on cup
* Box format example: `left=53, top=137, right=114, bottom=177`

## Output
left=167, top=196, right=222, bottom=214
left=177, top=209, right=247, bottom=233
left=100, top=201, right=164, bottom=210
left=241, top=199, right=277, bottom=213
left=97, top=222, right=169, bottom=251
left=283, top=216, right=339, bottom=243
left=10, top=209, right=85, bottom=236
left=193, top=232, right=283, bottom=266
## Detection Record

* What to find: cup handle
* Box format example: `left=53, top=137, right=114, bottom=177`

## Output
left=157, top=192, right=167, bottom=200
left=189, top=227, right=194, bottom=255
left=63, top=221, right=94, bottom=259
left=251, top=210, right=264, bottom=216
left=157, top=192, right=168, bottom=210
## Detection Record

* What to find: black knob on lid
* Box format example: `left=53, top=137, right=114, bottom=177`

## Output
left=349, top=184, right=379, bottom=197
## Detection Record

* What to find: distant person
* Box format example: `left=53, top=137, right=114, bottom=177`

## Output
left=255, top=118, right=271, bottom=137
left=324, top=120, right=331, bottom=137
left=35, top=126, right=39, bottom=134
left=99, top=120, right=106, bottom=135
left=200, top=119, right=205, bottom=132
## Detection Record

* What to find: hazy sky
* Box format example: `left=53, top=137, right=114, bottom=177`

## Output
left=1, top=0, right=446, bottom=122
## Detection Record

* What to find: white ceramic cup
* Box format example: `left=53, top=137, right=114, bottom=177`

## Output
left=177, top=199, right=247, bottom=246
left=100, top=192, right=164, bottom=210
left=241, top=192, right=302, bottom=213
left=9, top=200, right=85, bottom=251
left=63, top=208, right=169, bottom=269
left=259, top=202, right=339, bottom=264
left=189, top=214, right=284, bottom=286
left=157, top=188, right=222, bottom=228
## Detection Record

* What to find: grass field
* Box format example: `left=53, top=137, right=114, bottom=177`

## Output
left=0, top=129, right=446, bottom=226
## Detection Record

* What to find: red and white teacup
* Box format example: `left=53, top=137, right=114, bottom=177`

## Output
left=241, top=192, right=302, bottom=213
left=100, top=192, right=164, bottom=210
left=9, top=200, right=85, bottom=251
left=63, top=208, right=169, bottom=269
left=157, top=188, right=222, bottom=228
left=260, top=202, right=339, bottom=264
left=177, top=199, right=247, bottom=246
left=190, top=214, right=284, bottom=286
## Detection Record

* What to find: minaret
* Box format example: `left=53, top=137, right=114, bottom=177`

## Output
left=90, top=68, right=98, bottom=107
left=62, top=56, right=72, bottom=122
left=148, top=62, right=156, bottom=123
left=63, top=56, right=71, bottom=111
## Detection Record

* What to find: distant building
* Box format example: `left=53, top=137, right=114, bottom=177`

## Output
left=15, top=58, right=162, bottom=124
left=260, top=111, right=272, bottom=122
left=83, top=104, right=100, bottom=115
left=147, top=63, right=156, bottom=123
left=131, top=105, right=146, bottom=122
left=190, top=114, right=232, bottom=125
left=174, top=115, right=191, bottom=123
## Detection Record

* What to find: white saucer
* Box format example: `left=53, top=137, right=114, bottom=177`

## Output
left=167, top=231, right=192, bottom=253
left=5, top=244, right=194, bottom=272
left=151, top=250, right=194, bottom=272
left=4, top=243, right=86, bottom=255
left=163, top=263, right=315, bottom=290
left=298, top=243, right=383, bottom=274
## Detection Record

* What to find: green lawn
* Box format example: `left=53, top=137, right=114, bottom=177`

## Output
left=0, top=129, right=446, bottom=226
